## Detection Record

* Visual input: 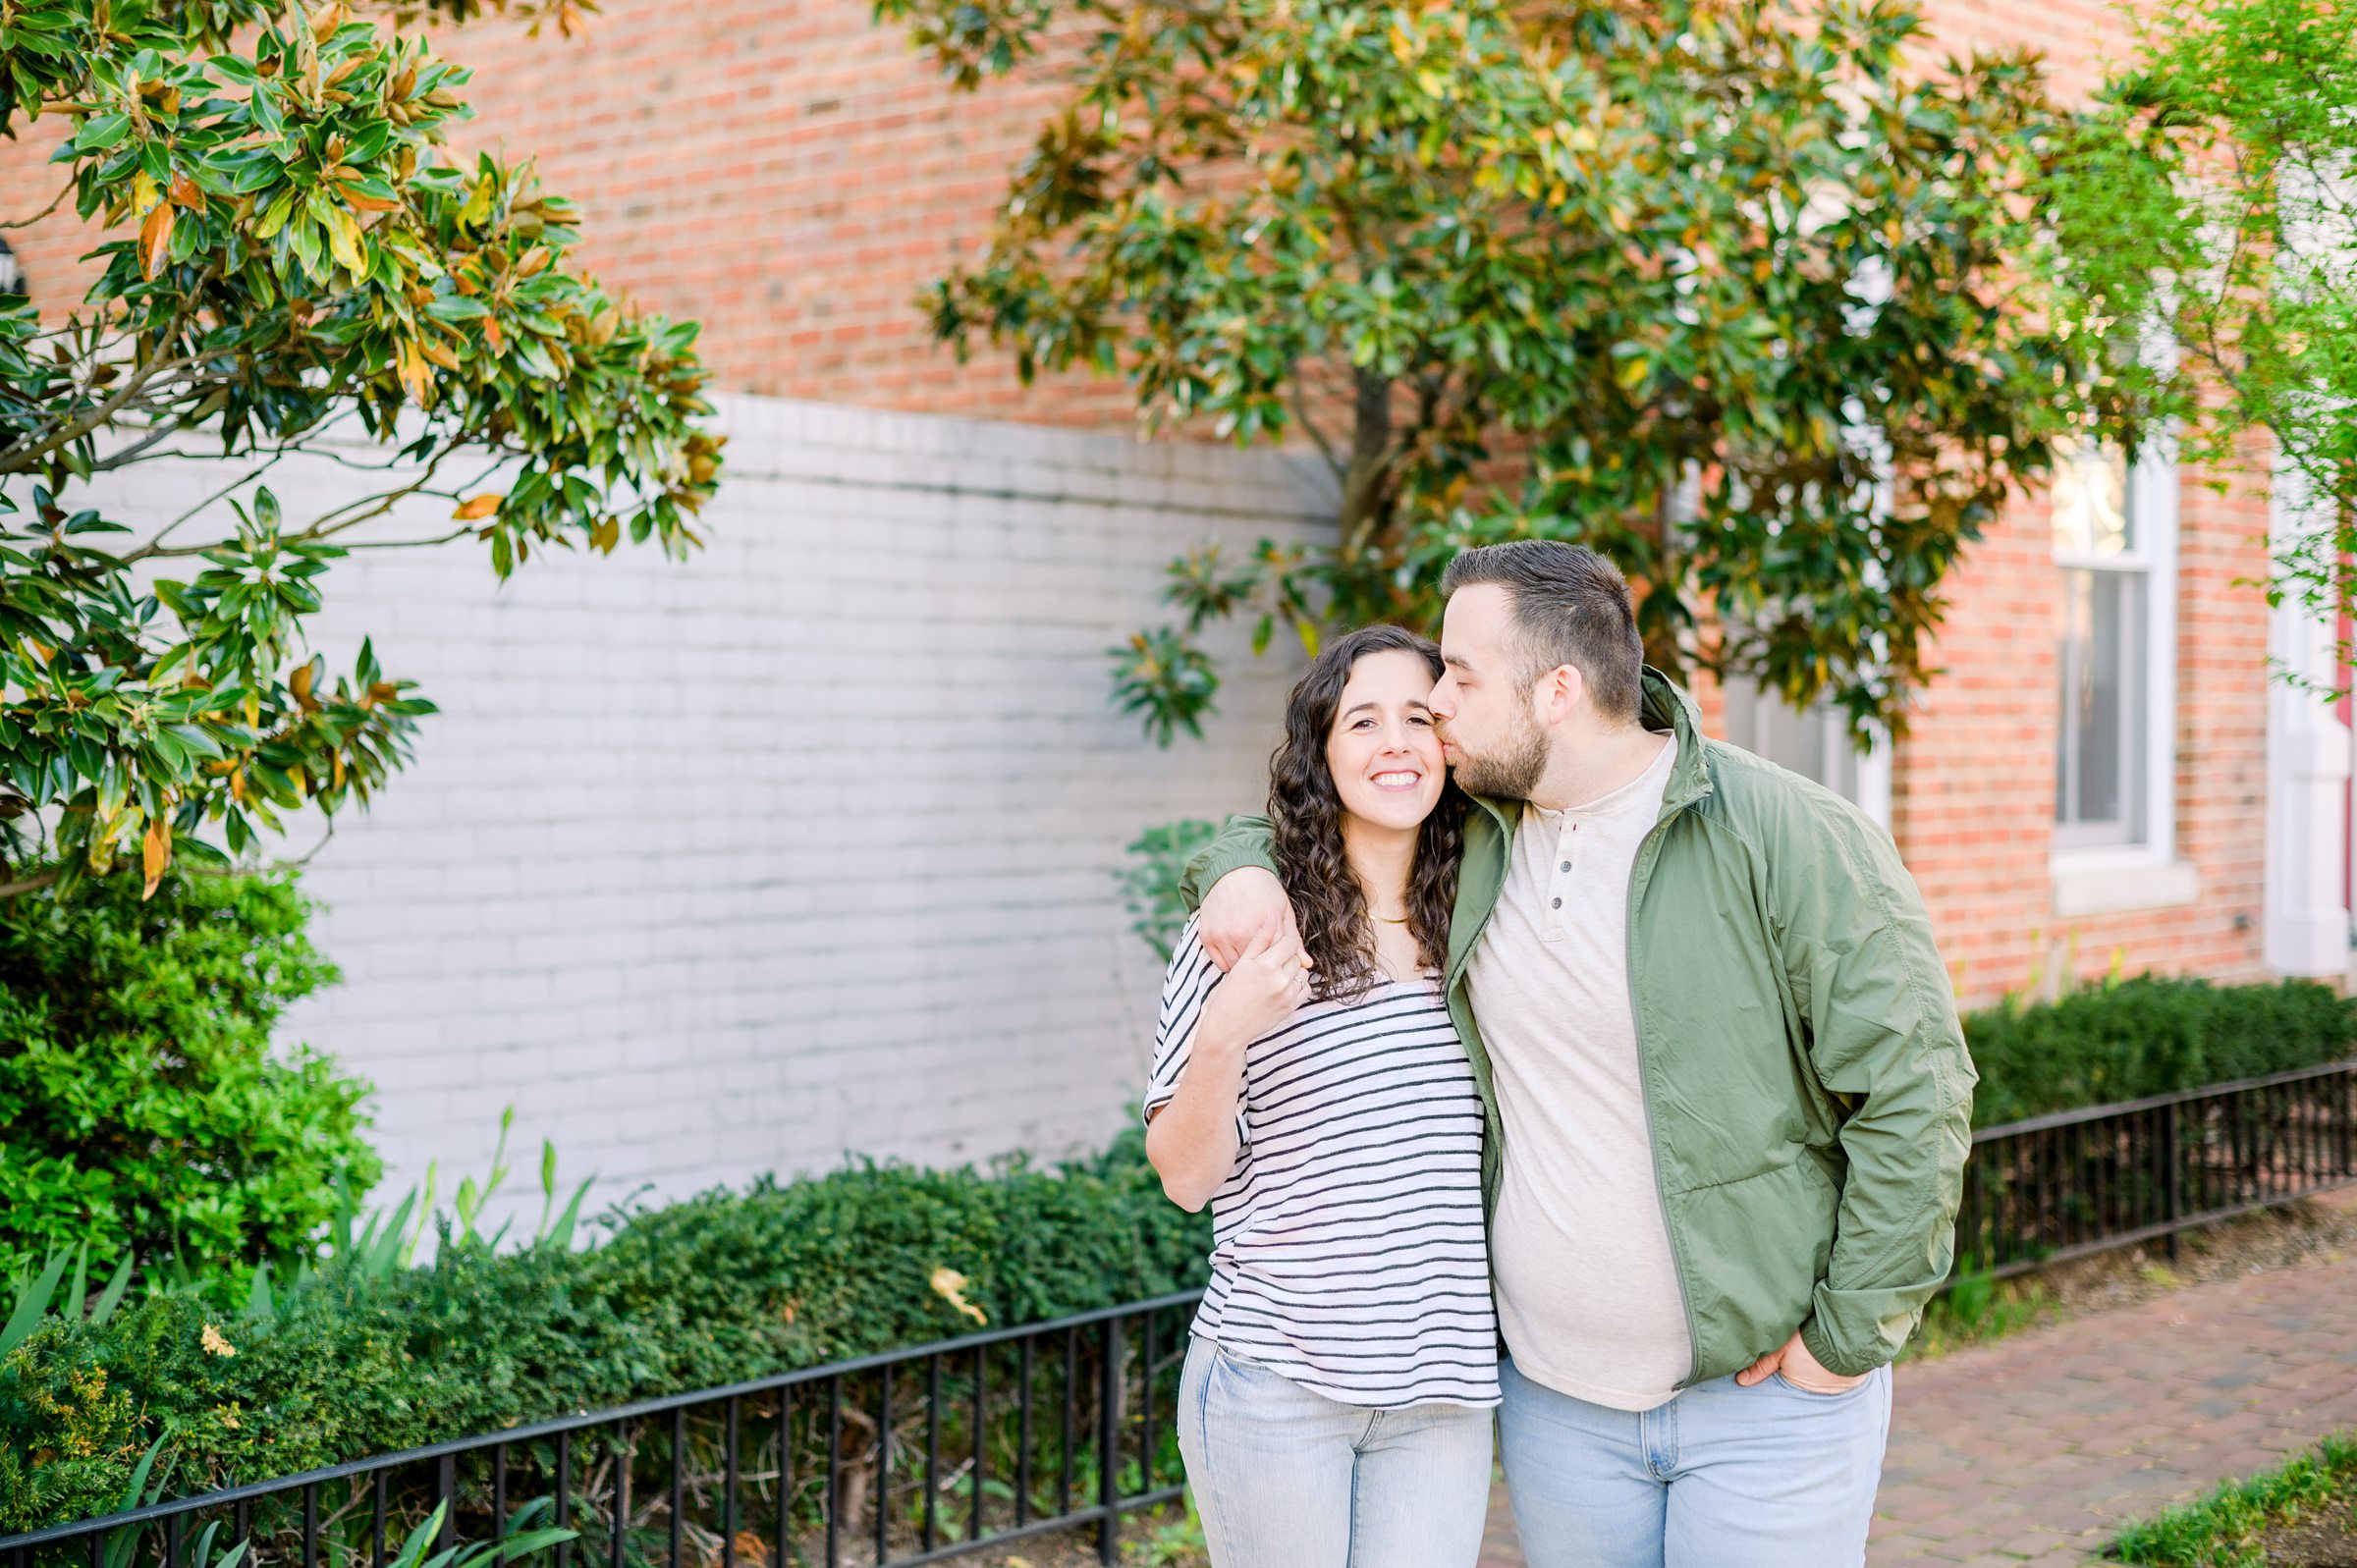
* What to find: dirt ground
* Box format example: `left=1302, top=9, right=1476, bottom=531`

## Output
left=2040, top=1193, right=2357, bottom=1315
left=2258, top=1487, right=2357, bottom=1568
left=1907, top=1193, right=2357, bottom=1359
left=957, top=1505, right=1198, bottom=1568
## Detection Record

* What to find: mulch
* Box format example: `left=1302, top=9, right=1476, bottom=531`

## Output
left=2258, top=1487, right=2357, bottom=1568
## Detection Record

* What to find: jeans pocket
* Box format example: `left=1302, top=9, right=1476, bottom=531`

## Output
left=1210, top=1343, right=1285, bottom=1390
left=1769, top=1369, right=1871, bottom=1399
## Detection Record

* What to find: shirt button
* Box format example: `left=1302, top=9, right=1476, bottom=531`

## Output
left=1560, top=860, right=1571, bottom=872
left=1552, top=896, right=1562, bottom=908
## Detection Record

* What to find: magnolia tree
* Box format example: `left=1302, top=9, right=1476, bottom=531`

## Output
left=0, top=0, right=721, bottom=896
left=883, top=0, right=2116, bottom=746
left=2045, top=0, right=2357, bottom=691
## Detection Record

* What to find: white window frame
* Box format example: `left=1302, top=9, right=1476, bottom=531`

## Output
left=2051, top=438, right=2193, bottom=914
left=2262, top=458, right=2356, bottom=975
left=1717, top=672, right=1892, bottom=831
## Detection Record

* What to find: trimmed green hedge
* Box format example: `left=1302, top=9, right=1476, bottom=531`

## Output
left=1962, top=975, right=2357, bottom=1128
left=0, top=1135, right=1209, bottom=1536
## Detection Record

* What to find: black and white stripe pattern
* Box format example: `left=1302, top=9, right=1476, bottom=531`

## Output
left=1143, top=919, right=1500, bottom=1409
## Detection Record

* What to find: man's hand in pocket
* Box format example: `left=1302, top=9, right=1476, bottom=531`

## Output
left=1734, top=1329, right=1869, bottom=1395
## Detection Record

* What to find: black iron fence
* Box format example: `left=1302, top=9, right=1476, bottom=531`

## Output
left=10, top=1061, right=2355, bottom=1568
left=0, top=1293, right=1204, bottom=1568
left=1959, top=1059, right=2357, bottom=1278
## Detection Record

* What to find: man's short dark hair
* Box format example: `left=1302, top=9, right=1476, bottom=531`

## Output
left=1440, top=541, right=1646, bottom=725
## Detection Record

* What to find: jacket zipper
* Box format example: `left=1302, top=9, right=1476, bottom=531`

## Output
left=1449, top=797, right=1516, bottom=1218
left=1626, top=797, right=1707, bottom=1388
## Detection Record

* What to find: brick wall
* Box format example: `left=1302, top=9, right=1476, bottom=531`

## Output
left=76, top=397, right=1333, bottom=1209
left=1894, top=467, right=2275, bottom=1010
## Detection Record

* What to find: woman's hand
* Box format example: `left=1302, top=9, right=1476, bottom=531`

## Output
left=1196, top=924, right=1315, bottom=1052
left=1146, top=927, right=1313, bottom=1213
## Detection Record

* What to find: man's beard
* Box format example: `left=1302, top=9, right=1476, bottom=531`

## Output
left=1450, top=711, right=1550, bottom=800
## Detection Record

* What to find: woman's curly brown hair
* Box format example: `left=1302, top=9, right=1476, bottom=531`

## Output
left=1268, top=623, right=1467, bottom=1004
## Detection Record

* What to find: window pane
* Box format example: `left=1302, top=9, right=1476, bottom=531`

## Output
left=2052, top=444, right=2135, bottom=558
left=1726, top=678, right=1828, bottom=778
left=2055, top=567, right=2147, bottom=843
left=1718, top=673, right=1867, bottom=804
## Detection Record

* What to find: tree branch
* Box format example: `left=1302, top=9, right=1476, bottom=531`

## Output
left=3, top=184, right=74, bottom=232
left=1288, top=374, right=1345, bottom=481
left=123, top=451, right=293, bottom=563
left=88, top=421, right=184, bottom=473
left=299, top=446, right=463, bottom=542
left=0, top=264, right=225, bottom=475
left=3, top=349, right=205, bottom=475
left=0, top=868, right=63, bottom=900
left=344, top=526, right=476, bottom=550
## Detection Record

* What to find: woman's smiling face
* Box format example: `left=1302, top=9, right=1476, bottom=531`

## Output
left=1324, top=647, right=1447, bottom=834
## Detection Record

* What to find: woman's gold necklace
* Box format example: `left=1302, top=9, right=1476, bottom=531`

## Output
left=1371, top=907, right=1412, bottom=924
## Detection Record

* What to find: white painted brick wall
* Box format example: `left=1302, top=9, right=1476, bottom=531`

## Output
left=77, top=394, right=1335, bottom=1218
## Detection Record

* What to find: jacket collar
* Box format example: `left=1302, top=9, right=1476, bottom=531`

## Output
left=1639, top=666, right=1716, bottom=817
left=1467, top=666, right=1714, bottom=831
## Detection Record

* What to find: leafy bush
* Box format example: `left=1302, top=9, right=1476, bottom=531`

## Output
left=0, top=1133, right=1210, bottom=1534
left=0, top=870, right=382, bottom=1283
left=1119, top=820, right=1220, bottom=960
left=1962, top=976, right=2357, bottom=1128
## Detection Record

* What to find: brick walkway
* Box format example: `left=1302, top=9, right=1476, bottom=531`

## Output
left=1477, top=1244, right=2357, bottom=1567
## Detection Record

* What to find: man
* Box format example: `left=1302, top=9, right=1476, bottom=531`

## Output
left=1179, top=541, right=1973, bottom=1568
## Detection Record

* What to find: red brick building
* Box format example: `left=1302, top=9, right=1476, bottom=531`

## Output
left=6, top=0, right=2348, bottom=1029
left=394, top=0, right=2349, bottom=1005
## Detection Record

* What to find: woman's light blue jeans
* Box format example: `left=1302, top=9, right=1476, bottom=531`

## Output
left=1176, top=1337, right=1496, bottom=1568
left=1497, top=1354, right=1892, bottom=1568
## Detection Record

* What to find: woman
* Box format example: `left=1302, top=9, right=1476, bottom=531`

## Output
left=1142, top=623, right=1496, bottom=1568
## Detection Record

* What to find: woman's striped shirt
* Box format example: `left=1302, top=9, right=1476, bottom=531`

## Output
left=1143, top=918, right=1500, bottom=1410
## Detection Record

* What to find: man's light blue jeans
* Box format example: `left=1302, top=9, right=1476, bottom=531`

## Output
left=1498, top=1354, right=1892, bottom=1568
left=1176, top=1337, right=1496, bottom=1568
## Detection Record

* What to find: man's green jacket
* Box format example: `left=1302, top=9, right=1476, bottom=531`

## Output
left=1178, top=669, right=1976, bottom=1383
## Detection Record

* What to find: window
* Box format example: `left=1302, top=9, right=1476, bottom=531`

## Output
left=1719, top=674, right=1892, bottom=830
left=2052, top=449, right=2148, bottom=847
left=2050, top=440, right=2180, bottom=877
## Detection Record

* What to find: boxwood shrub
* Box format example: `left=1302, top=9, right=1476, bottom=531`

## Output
left=1963, top=975, right=2357, bottom=1128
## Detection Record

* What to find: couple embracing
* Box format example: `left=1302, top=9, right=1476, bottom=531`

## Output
left=1141, top=541, right=1975, bottom=1568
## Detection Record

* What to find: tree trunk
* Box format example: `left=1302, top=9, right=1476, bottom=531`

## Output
left=1337, top=368, right=1394, bottom=563
left=1637, top=477, right=1687, bottom=679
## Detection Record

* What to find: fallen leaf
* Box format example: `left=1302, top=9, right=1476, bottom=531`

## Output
left=929, top=1268, right=988, bottom=1325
